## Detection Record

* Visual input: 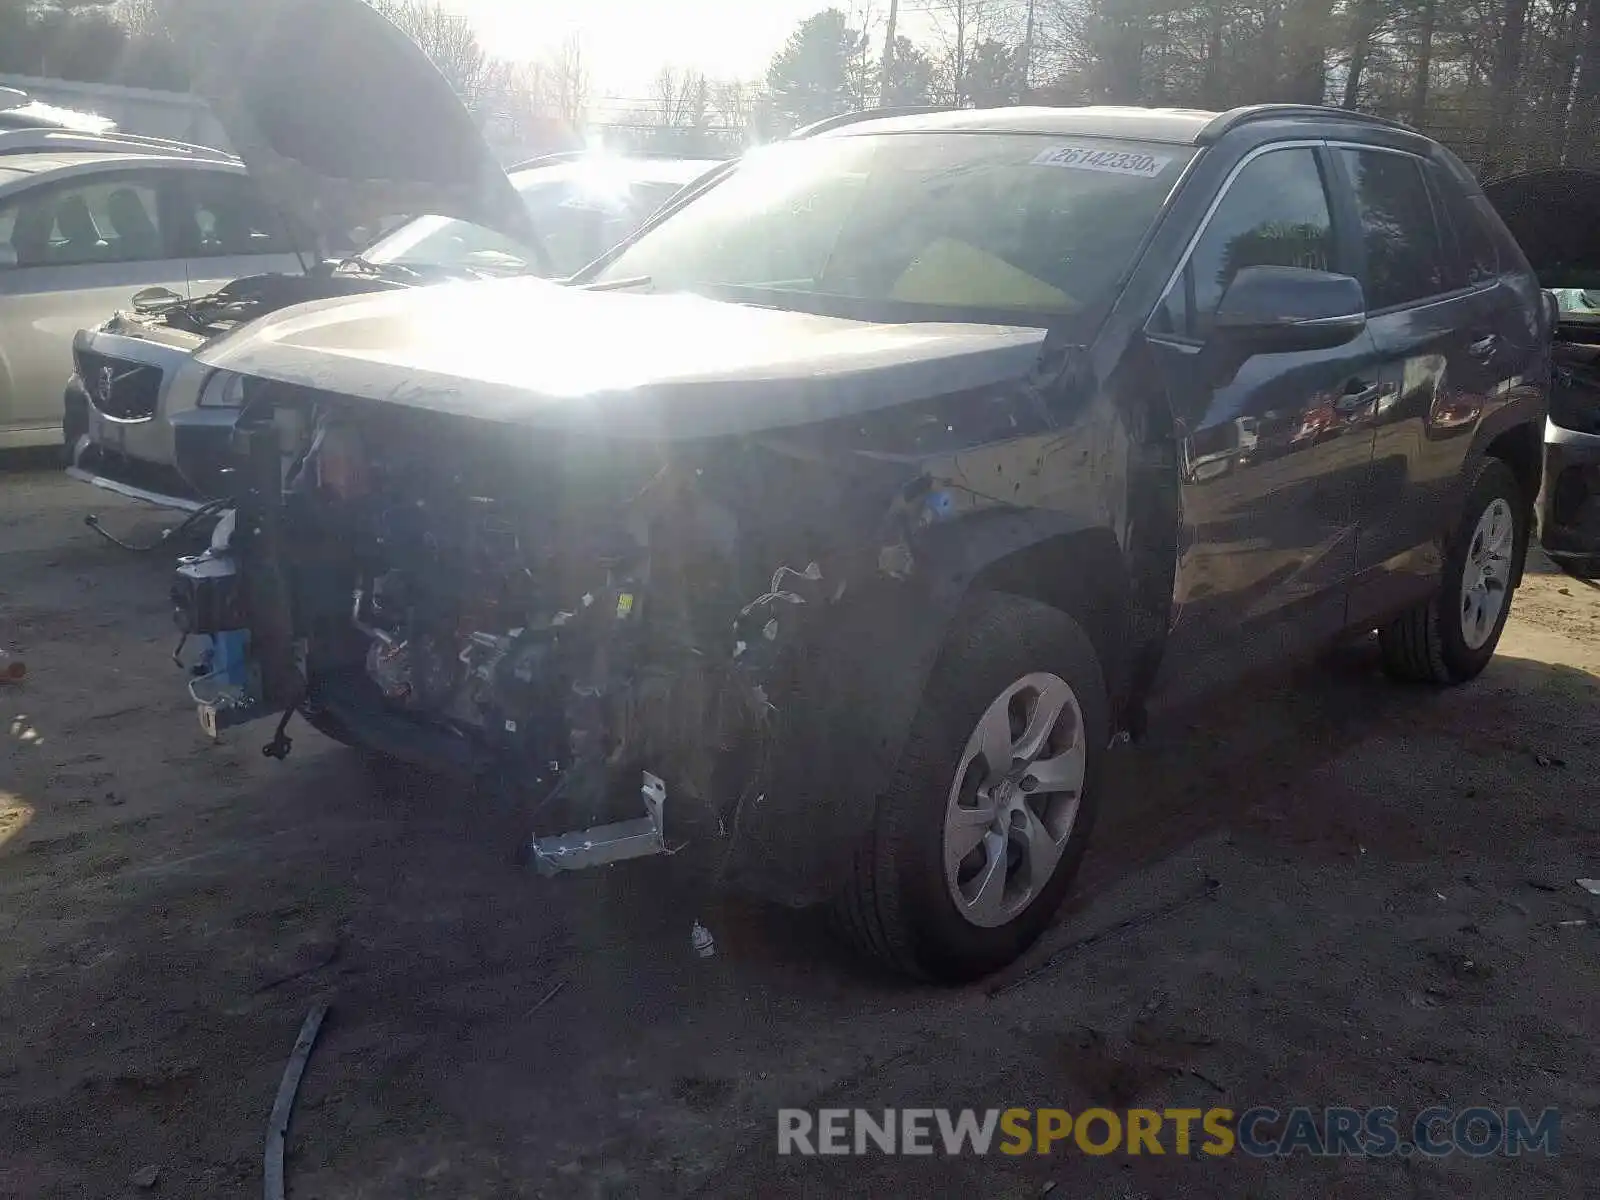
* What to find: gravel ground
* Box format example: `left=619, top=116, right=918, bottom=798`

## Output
left=2, top=463, right=1599, bottom=1199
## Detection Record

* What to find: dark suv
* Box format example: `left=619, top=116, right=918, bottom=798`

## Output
left=169, top=104, right=1549, bottom=982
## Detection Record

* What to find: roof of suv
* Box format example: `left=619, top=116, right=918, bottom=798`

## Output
left=808, top=103, right=1419, bottom=147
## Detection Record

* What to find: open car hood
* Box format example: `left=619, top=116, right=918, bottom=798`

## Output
left=170, top=0, right=533, bottom=252
left=1483, top=169, right=1600, bottom=281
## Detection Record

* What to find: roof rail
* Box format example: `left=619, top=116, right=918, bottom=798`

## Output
left=0, top=127, right=235, bottom=161
left=789, top=105, right=958, bottom=139
left=1197, top=104, right=1414, bottom=144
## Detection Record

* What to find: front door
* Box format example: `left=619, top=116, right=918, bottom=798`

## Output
left=1144, top=144, right=1386, bottom=700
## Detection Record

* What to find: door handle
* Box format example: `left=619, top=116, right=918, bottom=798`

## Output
left=1335, top=381, right=1383, bottom=412
left=1468, top=333, right=1500, bottom=361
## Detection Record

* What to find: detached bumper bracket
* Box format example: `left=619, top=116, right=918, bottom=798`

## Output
left=530, top=772, right=668, bottom=876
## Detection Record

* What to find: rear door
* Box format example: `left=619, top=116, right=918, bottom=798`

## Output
left=1333, top=145, right=1516, bottom=623
left=0, top=166, right=189, bottom=443
left=174, top=168, right=304, bottom=296
left=1145, top=143, right=1389, bottom=695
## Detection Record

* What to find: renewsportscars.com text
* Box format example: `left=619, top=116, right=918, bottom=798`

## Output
left=777, top=1106, right=1560, bottom=1158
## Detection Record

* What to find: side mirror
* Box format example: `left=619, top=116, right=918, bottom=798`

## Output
left=131, top=285, right=183, bottom=312
left=1212, top=266, right=1367, bottom=355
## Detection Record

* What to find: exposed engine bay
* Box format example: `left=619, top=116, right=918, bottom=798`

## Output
left=171, top=387, right=888, bottom=876
left=118, top=269, right=410, bottom=345
left=162, top=326, right=1096, bottom=902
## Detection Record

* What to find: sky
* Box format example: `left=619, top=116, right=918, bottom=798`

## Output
left=446, top=0, right=943, bottom=105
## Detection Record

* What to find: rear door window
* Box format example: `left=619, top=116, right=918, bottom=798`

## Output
left=1151, top=147, right=1335, bottom=342
left=1426, top=166, right=1501, bottom=287
left=1339, top=149, right=1452, bottom=310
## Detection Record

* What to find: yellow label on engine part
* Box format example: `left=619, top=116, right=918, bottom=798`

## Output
left=616, top=593, right=635, bottom=619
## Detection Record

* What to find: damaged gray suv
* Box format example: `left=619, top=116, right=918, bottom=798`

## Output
left=171, top=103, right=1549, bottom=981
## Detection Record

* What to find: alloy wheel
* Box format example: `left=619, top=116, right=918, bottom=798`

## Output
left=1461, top=497, right=1515, bottom=651
left=942, top=672, right=1087, bottom=929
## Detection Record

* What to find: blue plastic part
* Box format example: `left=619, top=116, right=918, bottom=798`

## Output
left=925, top=489, right=958, bottom=521
left=210, top=630, right=252, bottom=689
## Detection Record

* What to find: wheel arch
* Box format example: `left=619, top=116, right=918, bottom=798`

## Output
left=966, top=526, right=1136, bottom=713
left=1477, top=414, right=1543, bottom=587
left=727, top=511, right=1158, bottom=907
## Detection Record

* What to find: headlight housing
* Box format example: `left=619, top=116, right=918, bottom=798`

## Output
left=197, top=370, right=248, bottom=409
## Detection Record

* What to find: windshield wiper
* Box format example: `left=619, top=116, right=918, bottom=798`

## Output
left=335, top=254, right=421, bottom=280
left=581, top=275, right=653, bottom=292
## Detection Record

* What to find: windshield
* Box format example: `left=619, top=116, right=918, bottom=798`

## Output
left=363, top=164, right=696, bottom=278
left=591, top=132, right=1193, bottom=321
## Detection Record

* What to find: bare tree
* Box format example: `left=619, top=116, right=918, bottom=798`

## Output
left=881, top=0, right=901, bottom=104
left=544, top=33, right=591, bottom=128
left=937, top=0, right=979, bottom=104
left=652, top=65, right=710, bottom=128
left=709, top=79, right=762, bottom=135
left=481, top=58, right=553, bottom=143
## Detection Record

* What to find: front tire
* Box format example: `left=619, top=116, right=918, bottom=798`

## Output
left=1379, top=458, right=1526, bottom=685
left=834, top=593, right=1109, bottom=982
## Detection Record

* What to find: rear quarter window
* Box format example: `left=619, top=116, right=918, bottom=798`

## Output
left=1427, top=165, right=1501, bottom=287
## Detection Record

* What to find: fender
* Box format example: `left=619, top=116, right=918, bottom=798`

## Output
left=1463, top=383, right=1548, bottom=587
left=727, top=506, right=1137, bottom=907
left=724, top=348, right=1176, bottom=904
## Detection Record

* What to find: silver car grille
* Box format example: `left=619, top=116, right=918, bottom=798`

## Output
left=76, top=349, right=162, bottom=421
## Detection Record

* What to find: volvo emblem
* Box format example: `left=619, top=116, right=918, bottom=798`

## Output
left=95, top=364, right=116, bottom=407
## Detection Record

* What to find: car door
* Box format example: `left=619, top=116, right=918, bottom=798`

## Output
left=1144, top=143, right=1389, bottom=695
left=0, top=167, right=190, bottom=445
left=1333, top=146, right=1519, bottom=623
left=175, top=168, right=305, bottom=297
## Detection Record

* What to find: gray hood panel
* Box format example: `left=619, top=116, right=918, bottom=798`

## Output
left=171, top=0, right=532, bottom=249
left=1483, top=169, right=1600, bottom=276
left=194, top=279, right=1051, bottom=438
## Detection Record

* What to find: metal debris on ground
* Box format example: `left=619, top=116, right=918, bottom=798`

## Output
left=264, top=1002, right=329, bottom=1200
left=691, top=920, right=716, bottom=959
left=1534, top=753, right=1568, bottom=768
left=528, top=979, right=567, bottom=1016
left=129, top=1164, right=160, bottom=1189
left=1577, top=879, right=1600, bottom=895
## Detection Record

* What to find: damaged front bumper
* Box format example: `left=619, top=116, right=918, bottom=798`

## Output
left=164, top=433, right=963, bottom=906
left=529, top=771, right=670, bottom=875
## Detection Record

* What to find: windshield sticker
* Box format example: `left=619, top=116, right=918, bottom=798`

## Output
left=1031, top=145, right=1173, bottom=177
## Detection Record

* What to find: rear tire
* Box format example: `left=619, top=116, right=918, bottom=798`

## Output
left=834, top=593, right=1109, bottom=982
left=1379, top=459, right=1525, bottom=685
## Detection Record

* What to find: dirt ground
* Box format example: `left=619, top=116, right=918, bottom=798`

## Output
left=3, top=461, right=1599, bottom=1199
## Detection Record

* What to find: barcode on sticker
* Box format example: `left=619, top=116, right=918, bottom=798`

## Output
left=1031, top=145, right=1173, bottom=178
